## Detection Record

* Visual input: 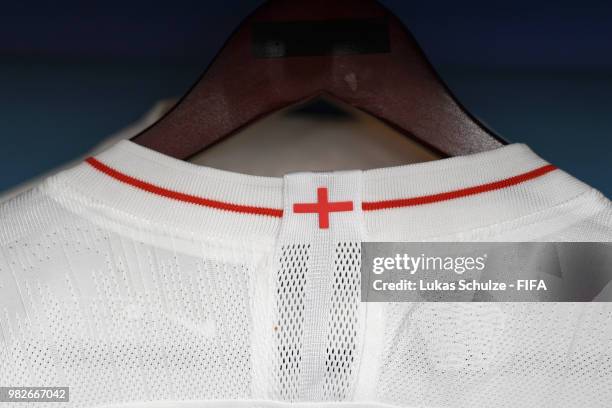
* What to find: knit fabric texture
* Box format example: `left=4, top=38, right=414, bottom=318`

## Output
left=1, top=140, right=611, bottom=408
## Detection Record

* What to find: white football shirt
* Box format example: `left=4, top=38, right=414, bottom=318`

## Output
left=1, top=140, right=611, bottom=408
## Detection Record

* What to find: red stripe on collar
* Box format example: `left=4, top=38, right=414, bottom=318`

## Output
left=362, top=164, right=557, bottom=211
left=85, top=157, right=556, bottom=216
left=85, top=157, right=284, bottom=218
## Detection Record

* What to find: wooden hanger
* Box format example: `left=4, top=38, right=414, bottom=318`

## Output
left=131, top=0, right=506, bottom=159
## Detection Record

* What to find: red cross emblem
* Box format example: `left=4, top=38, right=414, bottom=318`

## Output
left=293, top=187, right=354, bottom=229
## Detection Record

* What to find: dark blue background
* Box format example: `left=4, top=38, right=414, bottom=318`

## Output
left=1, top=1, right=611, bottom=195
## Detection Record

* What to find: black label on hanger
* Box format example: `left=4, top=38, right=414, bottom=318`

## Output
left=252, top=17, right=390, bottom=58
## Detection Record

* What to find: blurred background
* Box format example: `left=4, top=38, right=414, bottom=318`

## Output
left=1, top=0, right=611, bottom=196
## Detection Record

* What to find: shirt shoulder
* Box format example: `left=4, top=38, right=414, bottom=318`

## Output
left=548, top=189, right=612, bottom=241
left=0, top=184, right=69, bottom=246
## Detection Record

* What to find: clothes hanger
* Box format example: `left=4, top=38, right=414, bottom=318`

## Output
left=131, top=0, right=506, bottom=159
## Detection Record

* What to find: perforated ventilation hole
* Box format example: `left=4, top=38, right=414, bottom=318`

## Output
left=274, top=243, right=310, bottom=401
left=323, top=242, right=361, bottom=401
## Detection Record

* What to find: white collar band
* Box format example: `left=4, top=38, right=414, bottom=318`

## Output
left=46, top=140, right=591, bottom=242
